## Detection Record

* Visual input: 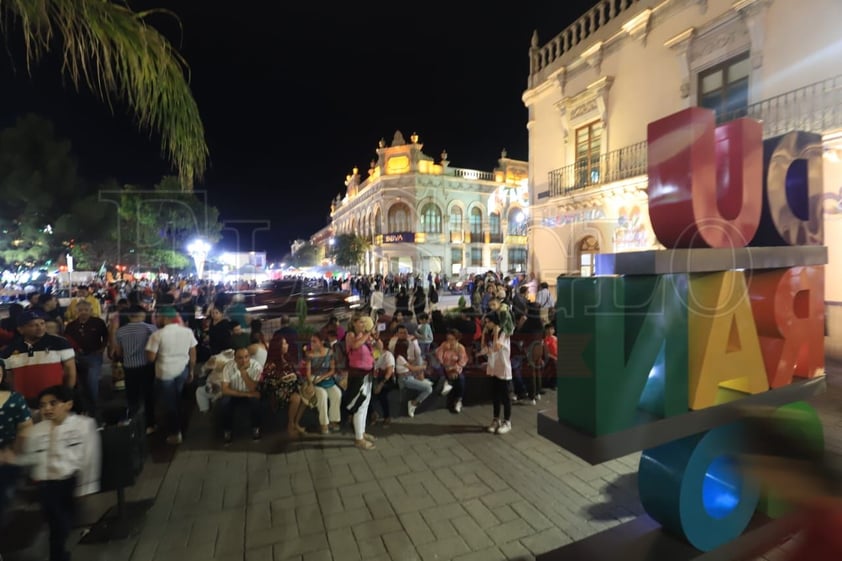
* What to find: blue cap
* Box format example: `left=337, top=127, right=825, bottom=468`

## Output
left=17, top=309, right=46, bottom=327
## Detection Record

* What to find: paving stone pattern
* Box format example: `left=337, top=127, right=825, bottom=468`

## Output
left=28, top=366, right=842, bottom=561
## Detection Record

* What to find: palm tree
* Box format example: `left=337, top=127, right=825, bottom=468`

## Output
left=1, top=0, right=208, bottom=189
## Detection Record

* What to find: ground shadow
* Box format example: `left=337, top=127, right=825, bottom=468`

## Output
left=583, top=472, right=640, bottom=521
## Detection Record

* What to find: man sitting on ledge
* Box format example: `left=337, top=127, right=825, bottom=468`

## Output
left=220, top=346, right=263, bottom=444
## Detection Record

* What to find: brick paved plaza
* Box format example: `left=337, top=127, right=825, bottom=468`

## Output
left=2, top=363, right=834, bottom=561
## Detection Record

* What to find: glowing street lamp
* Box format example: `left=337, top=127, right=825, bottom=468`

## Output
left=187, top=239, right=211, bottom=279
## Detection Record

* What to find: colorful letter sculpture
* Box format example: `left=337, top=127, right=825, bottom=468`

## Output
left=638, top=423, right=759, bottom=551
left=553, top=107, right=827, bottom=554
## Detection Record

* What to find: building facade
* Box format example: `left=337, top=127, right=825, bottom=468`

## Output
left=323, top=131, right=529, bottom=279
left=524, top=0, right=842, bottom=356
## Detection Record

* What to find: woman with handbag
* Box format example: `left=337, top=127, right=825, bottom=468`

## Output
left=260, top=334, right=309, bottom=438
left=306, top=334, right=341, bottom=434
left=344, top=314, right=377, bottom=450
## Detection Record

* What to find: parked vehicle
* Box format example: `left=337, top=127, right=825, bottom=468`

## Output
left=233, top=278, right=360, bottom=319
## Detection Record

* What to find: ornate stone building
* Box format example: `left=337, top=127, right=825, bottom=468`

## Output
left=524, top=0, right=842, bottom=356
left=319, top=131, right=529, bottom=278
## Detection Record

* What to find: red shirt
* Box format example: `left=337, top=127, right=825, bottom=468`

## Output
left=543, top=335, right=558, bottom=359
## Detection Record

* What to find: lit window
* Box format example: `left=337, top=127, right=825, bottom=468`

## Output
left=575, top=121, right=602, bottom=187
left=508, top=248, right=527, bottom=273
left=421, top=204, right=442, bottom=234
left=470, top=208, right=483, bottom=235
left=388, top=203, right=411, bottom=232
left=699, top=53, right=750, bottom=122
left=489, top=213, right=501, bottom=235
left=449, top=208, right=462, bottom=233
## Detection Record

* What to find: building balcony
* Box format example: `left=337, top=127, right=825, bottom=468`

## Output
left=548, top=141, right=647, bottom=198
left=545, top=73, right=842, bottom=199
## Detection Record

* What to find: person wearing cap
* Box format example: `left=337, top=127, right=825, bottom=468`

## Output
left=64, top=285, right=102, bottom=322
left=145, top=306, right=197, bottom=445
left=0, top=310, right=77, bottom=406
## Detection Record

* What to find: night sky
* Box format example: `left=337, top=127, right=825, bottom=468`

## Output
left=0, top=1, right=595, bottom=259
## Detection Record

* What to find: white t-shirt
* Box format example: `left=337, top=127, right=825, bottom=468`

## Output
left=375, top=351, right=395, bottom=374
left=145, top=323, right=198, bottom=380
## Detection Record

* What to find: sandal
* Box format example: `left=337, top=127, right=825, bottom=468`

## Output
left=363, top=433, right=377, bottom=442
left=355, top=438, right=376, bottom=450
left=295, top=425, right=308, bottom=435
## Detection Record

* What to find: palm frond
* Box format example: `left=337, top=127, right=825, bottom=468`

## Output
left=1, top=0, right=208, bottom=189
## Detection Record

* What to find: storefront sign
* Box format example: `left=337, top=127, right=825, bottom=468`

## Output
left=383, top=232, right=415, bottom=243
left=542, top=208, right=606, bottom=227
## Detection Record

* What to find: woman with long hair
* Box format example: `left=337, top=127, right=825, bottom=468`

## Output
left=260, top=334, right=308, bottom=438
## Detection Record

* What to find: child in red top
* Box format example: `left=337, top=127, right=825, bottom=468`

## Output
left=542, top=323, right=557, bottom=390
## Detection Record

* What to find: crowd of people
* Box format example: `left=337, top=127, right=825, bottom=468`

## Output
left=0, top=271, right=561, bottom=560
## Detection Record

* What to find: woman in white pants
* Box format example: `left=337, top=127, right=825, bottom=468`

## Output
left=306, top=334, right=342, bottom=434
left=345, top=314, right=377, bottom=450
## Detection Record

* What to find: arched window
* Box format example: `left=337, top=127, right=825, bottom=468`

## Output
left=449, top=207, right=463, bottom=242
left=421, top=203, right=442, bottom=234
left=578, top=235, right=600, bottom=276
left=388, top=203, right=412, bottom=233
left=508, top=208, right=526, bottom=236
left=374, top=209, right=382, bottom=235
left=489, top=212, right=501, bottom=235
left=470, top=208, right=483, bottom=235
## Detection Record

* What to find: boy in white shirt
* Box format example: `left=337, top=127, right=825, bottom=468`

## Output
left=23, top=384, right=101, bottom=561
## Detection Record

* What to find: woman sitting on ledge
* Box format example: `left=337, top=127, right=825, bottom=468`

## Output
left=260, top=334, right=309, bottom=438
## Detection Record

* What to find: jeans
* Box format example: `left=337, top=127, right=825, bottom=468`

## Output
left=491, top=377, right=511, bottom=421
left=124, top=363, right=156, bottom=425
left=315, top=385, right=342, bottom=425
left=220, top=395, right=262, bottom=431
left=372, top=378, right=395, bottom=419
left=0, top=463, right=21, bottom=522
left=156, top=368, right=188, bottom=436
left=401, top=376, right=433, bottom=404
left=77, top=351, right=104, bottom=414
left=39, top=476, right=76, bottom=561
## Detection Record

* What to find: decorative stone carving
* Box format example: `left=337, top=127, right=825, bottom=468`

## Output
left=665, top=28, right=695, bottom=99
left=622, top=9, right=652, bottom=45
left=690, top=11, right=751, bottom=74
left=392, top=130, right=406, bottom=146
left=555, top=67, right=567, bottom=97
left=580, top=42, right=603, bottom=74
left=734, top=0, right=772, bottom=70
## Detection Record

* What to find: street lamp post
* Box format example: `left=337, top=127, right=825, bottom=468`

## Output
left=187, top=239, right=211, bottom=280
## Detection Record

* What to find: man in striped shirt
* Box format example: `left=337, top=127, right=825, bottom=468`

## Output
left=115, top=305, right=157, bottom=433
left=0, top=311, right=76, bottom=406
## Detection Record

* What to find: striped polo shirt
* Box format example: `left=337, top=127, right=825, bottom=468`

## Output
left=0, top=334, right=75, bottom=400
left=115, top=321, right=157, bottom=368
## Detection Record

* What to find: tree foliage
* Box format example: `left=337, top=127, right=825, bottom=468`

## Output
left=105, top=176, right=222, bottom=271
left=1, top=0, right=208, bottom=188
left=0, top=114, right=82, bottom=266
left=0, top=115, right=222, bottom=272
left=331, top=234, right=369, bottom=269
left=290, top=242, right=320, bottom=268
